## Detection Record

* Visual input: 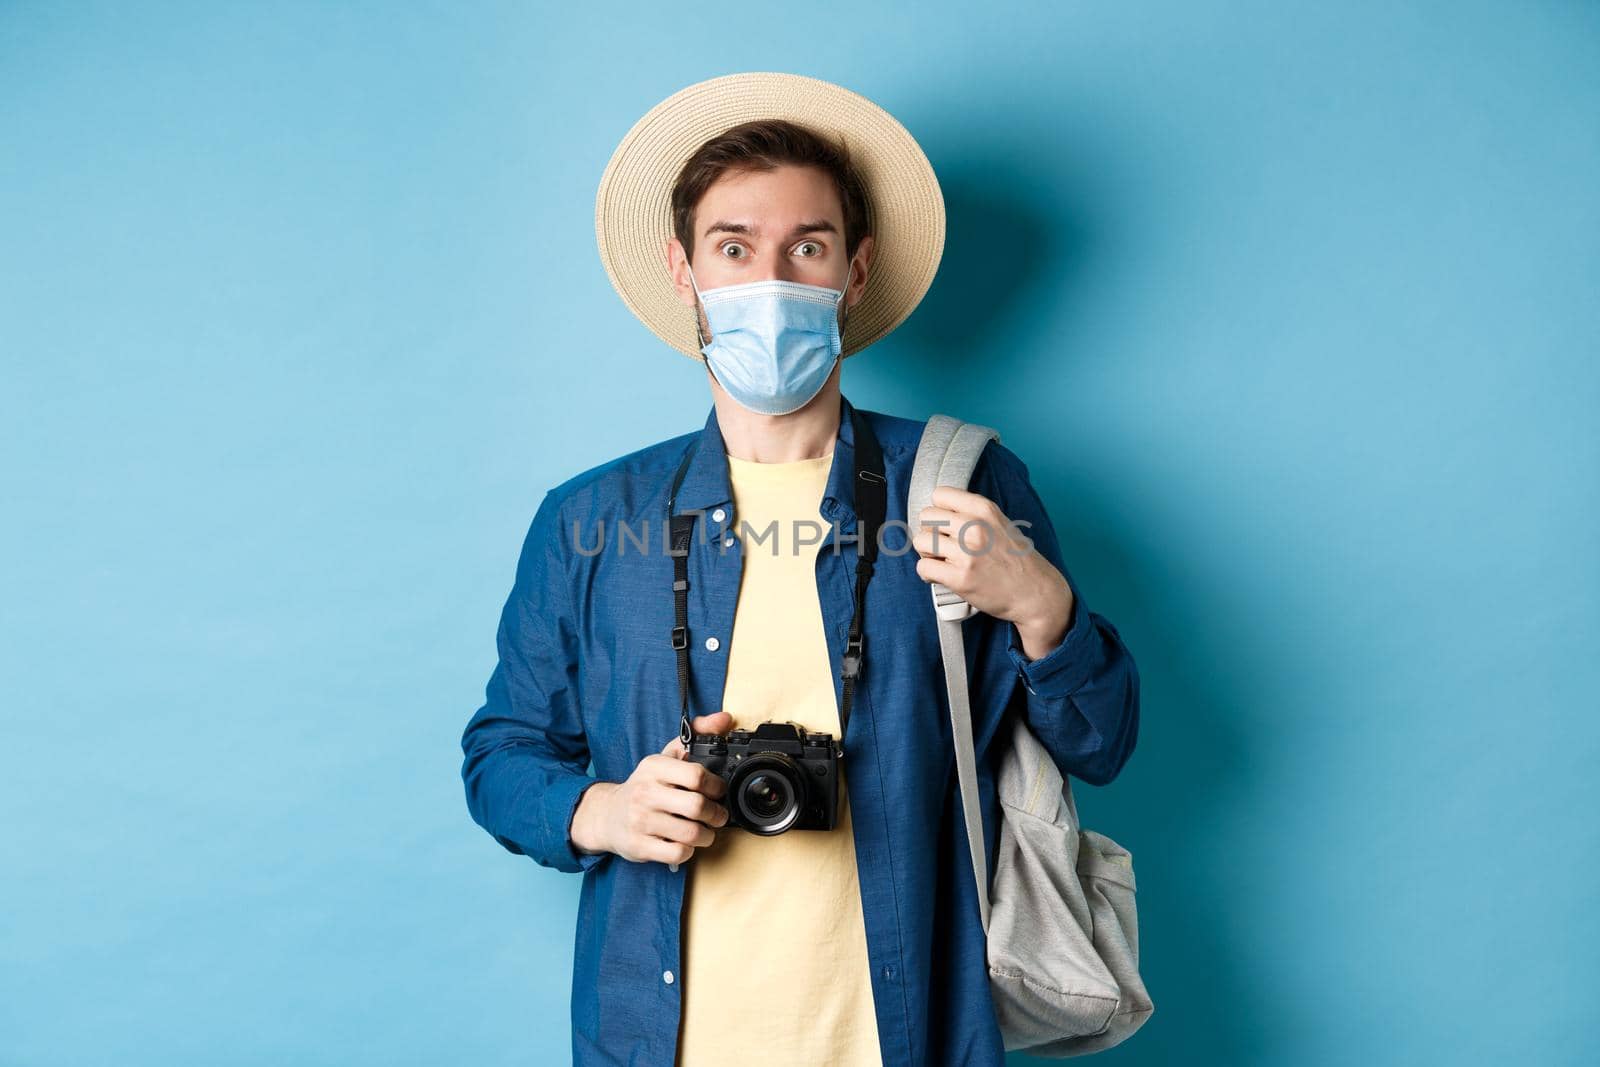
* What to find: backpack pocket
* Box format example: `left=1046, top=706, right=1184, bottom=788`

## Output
left=986, top=799, right=1123, bottom=1049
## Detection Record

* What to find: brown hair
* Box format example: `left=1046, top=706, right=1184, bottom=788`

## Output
left=669, top=119, right=873, bottom=264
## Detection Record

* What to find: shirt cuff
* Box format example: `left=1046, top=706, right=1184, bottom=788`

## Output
left=1005, top=586, right=1100, bottom=699
left=546, top=774, right=610, bottom=874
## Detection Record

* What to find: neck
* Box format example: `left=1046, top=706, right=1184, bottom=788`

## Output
left=709, top=365, right=843, bottom=462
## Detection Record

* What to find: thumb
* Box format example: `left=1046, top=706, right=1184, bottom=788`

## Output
left=662, top=711, right=735, bottom=759
left=690, top=711, right=735, bottom=736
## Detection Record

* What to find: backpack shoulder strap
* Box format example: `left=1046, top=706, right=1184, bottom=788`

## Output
left=908, top=413, right=1001, bottom=932
left=908, top=415, right=1004, bottom=620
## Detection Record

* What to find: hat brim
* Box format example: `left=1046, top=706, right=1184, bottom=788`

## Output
left=595, top=72, right=946, bottom=361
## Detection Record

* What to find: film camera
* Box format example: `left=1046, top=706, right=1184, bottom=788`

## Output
left=685, top=722, right=841, bottom=834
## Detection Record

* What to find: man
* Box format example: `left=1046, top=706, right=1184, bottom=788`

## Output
left=460, top=72, right=1139, bottom=1066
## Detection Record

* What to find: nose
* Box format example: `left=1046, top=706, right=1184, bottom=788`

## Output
left=757, top=247, right=796, bottom=284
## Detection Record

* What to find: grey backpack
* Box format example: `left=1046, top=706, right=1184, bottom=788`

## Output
left=908, top=414, right=1154, bottom=1056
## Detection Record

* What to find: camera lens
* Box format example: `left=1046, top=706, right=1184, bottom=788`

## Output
left=744, top=774, right=788, bottom=819
left=730, top=756, right=803, bottom=835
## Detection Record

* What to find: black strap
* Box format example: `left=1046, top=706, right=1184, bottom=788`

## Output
left=666, top=405, right=886, bottom=747
left=840, top=405, right=885, bottom=740
left=667, top=440, right=699, bottom=746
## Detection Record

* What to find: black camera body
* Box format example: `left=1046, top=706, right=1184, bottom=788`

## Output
left=685, top=721, right=840, bottom=835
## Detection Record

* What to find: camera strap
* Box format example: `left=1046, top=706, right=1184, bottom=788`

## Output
left=666, top=403, right=886, bottom=748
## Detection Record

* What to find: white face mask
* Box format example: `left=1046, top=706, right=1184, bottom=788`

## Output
left=688, top=264, right=849, bottom=416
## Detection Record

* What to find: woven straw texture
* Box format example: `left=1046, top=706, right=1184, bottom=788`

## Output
left=594, top=72, right=946, bottom=360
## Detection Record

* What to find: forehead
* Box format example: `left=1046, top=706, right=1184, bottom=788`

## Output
left=694, top=164, right=844, bottom=230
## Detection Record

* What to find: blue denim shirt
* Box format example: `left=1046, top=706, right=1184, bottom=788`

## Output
left=460, top=393, right=1140, bottom=1066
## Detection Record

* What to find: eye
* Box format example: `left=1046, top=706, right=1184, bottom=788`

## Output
left=793, top=240, right=823, bottom=257
left=719, top=241, right=748, bottom=259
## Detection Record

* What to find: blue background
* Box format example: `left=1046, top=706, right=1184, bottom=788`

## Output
left=2, top=3, right=1595, bottom=1064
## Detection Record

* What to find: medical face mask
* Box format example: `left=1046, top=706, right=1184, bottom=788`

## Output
left=687, top=264, right=849, bottom=417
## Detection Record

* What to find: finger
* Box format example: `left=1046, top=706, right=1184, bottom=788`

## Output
left=917, top=512, right=999, bottom=554
left=653, top=782, right=730, bottom=827
left=913, top=522, right=990, bottom=560
left=660, top=735, right=686, bottom=758
left=913, top=508, right=968, bottom=554
left=911, top=526, right=956, bottom=559
left=651, top=754, right=729, bottom=799
left=916, top=554, right=961, bottom=589
left=914, top=504, right=970, bottom=531
left=645, top=810, right=716, bottom=848
left=930, top=485, right=1001, bottom=516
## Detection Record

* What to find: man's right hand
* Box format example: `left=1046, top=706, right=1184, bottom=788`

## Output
left=569, top=712, right=734, bottom=866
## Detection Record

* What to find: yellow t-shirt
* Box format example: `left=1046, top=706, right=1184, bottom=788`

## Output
left=676, top=449, right=883, bottom=1067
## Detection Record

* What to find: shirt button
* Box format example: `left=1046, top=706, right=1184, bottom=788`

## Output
left=711, top=508, right=726, bottom=523
left=663, top=970, right=675, bottom=985
left=723, top=536, right=735, bottom=548
left=883, top=965, right=896, bottom=981
left=704, top=636, right=720, bottom=652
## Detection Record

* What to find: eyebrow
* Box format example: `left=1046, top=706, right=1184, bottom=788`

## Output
left=701, top=219, right=840, bottom=240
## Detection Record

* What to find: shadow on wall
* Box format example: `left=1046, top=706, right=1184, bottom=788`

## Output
left=886, top=156, right=1291, bottom=1067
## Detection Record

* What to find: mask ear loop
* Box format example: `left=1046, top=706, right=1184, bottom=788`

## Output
left=686, top=263, right=711, bottom=353
left=836, top=267, right=852, bottom=353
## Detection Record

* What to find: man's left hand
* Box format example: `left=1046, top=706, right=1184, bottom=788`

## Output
left=912, top=485, right=1074, bottom=662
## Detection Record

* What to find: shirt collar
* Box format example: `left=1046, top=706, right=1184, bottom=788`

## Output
left=670, top=392, right=862, bottom=525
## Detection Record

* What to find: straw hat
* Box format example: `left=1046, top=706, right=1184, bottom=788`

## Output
left=594, top=72, right=946, bottom=360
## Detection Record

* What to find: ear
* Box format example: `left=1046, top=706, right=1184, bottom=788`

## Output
left=664, top=236, right=698, bottom=309
left=845, top=234, right=876, bottom=309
